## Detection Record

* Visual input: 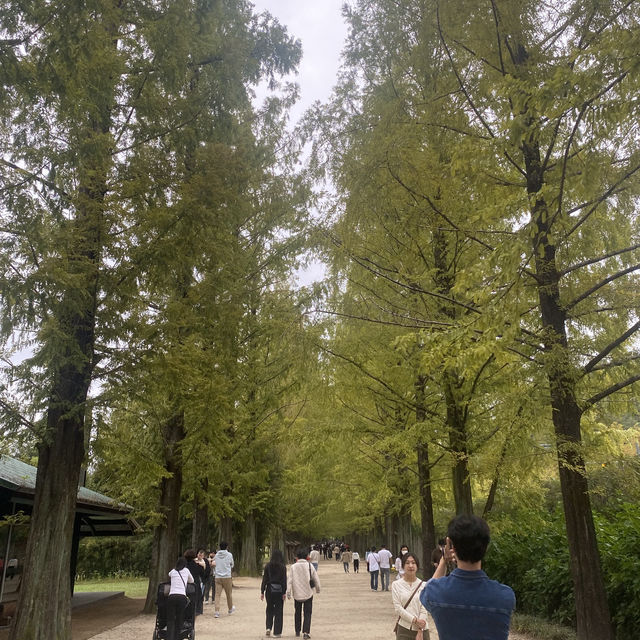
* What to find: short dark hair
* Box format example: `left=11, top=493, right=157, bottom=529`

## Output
left=447, top=515, right=490, bottom=563
left=296, top=547, right=309, bottom=560
left=183, top=548, right=196, bottom=561
left=401, top=552, right=420, bottom=569
left=219, top=541, right=228, bottom=550
left=175, top=557, right=187, bottom=571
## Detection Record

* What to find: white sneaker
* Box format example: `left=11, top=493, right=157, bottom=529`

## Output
left=266, top=631, right=271, bottom=637
left=228, top=606, right=236, bottom=615
left=214, top=612, right=220, bottom=618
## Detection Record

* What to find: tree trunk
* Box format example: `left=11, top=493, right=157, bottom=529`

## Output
left=192, top=478, right=209, bottom=550
left=524, top=137, right=613, bottom=640
left=443, top=372, right=473, bottom=515
left=432, top=227, right=473, bottom=515
left=219, top=516, right=233, bottom=548
left=239, top=513, right=258, bottom=574
left=270, top=526, right=285, bottom=556
left=416, top=373, right=436, bottom=569
left=10, top=393, right=89, bottom=640
left=144, top=411, right=186, bottom=613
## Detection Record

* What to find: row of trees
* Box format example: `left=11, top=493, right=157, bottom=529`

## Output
left=0, top=1, right=310, bottom=637
left=296, top=2, right=640, bottom=640
left=2, top=2, right=640, bottom=640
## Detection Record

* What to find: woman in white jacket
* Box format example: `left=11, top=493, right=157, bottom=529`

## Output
left=391, top=553, right=428, bottom=640
left=287, top=547, right=321, bottom=640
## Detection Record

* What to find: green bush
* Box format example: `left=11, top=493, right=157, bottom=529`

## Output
left=485, top=502, right=640, bottom=640
left=75, top=534, right=152, bottom=579
left=484, top=511, right=575, bottom=626
left=595, top=502, right=640, bottom=640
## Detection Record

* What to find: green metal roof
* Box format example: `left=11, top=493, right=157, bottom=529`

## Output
left=0, top=455, right=127, bottom=512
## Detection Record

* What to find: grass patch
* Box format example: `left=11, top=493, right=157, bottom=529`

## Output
left=74, top=577, right=148, bottom=598
left=512, top=613, right=576, bottom=640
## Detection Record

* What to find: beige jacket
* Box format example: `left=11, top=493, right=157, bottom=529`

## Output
left=287, top=559, right=321, bottom=601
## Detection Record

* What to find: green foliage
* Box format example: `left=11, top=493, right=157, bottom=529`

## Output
left=486, top=502, right=640, bottom=639
left=595, top=503, right=640, bottom=640
left=75, top=535, right=152, bottom=580
left=485, top=510, right=575, bottom=626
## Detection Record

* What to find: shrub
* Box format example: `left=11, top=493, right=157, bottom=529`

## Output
left=75, top=534, right=152, bottom=579
left=485, top=502, right=640, bottom=640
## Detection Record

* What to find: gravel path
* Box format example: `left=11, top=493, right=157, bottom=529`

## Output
left=89, top=557, right=532, bottom=640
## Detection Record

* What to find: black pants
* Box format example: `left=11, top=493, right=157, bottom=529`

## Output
left=265, top=591, right=284, bottom=635
left=294, top=597, right=313, bottom=635
left=354, top=558, right=359, bottom=572
left=204, top=575, right=214, bottom=601
left=166, top=594, right=187, bottom=640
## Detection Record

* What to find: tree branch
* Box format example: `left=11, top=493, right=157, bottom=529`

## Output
left=583, top=319, right=640, bottom=373
left=561, top=243, right=640, bottom=276
left=566, top=263, right=640, bottom=310
left=583, top=374, right=640, bottom=412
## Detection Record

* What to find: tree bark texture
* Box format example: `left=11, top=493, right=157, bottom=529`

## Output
left=219, top=516, right=233, bottom=548
left=239, top=513, right=258, bottom=574
left=416, top=372, right=436, bottom=567
left=192, top=478, right=209, bottom=550
left=144, top=411, right=186, bottom=613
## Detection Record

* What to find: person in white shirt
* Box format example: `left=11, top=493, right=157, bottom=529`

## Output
left=395, top=545, right=409, bottom=580
left=391, top=553, right=428, bottom=640
left=368, top=546, right=380, bottom=591
left=167, top=557, right=194, bottom=640
left=378, top=543, right=394, bottom=591
left=309, top=545, right=320, bottom=571
left=287, top=547, right=321, bottom=639
left=352, top=550, right=360, bottom=573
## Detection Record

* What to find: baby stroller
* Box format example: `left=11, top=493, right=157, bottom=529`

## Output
left=153, top=581, right=197, bottom=640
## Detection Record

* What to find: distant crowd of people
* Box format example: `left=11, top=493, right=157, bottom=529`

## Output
left=162, top=515, right=515, bottom=640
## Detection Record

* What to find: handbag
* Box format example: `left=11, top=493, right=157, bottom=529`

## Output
left=267, top=565, right=283, bottom=593
left=308, top=562, right=316, bottom=589
left=393, top=580, right=423, bottom=633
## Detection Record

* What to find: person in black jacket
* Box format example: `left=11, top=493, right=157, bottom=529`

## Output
left=184, top=548, right=206, bottom=616
left=260, top=549, right=287, bottom=637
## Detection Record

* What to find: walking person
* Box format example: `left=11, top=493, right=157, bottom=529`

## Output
left=391, top=552, right=428, bottom=640
left=352, top=550, right=360, bottom=573
left=261, top=549, right=287, bottom=638
left=309, top=545, right=320, bottom=571
left=395, top=545, right=409, bottom=580
left=341, top=547, right=353, bottom=573
left=287, top=547, right=321, bottom=640
left=213, top=541, right=235, bottom=617
left=166, top=556, right=194, bottom=640
left=378, top=543, right=393, bottom=591
left=368, top=546, right=380, bottom=591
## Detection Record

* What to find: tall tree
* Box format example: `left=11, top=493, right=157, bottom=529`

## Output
left=0, top=0, right=301, bottom=634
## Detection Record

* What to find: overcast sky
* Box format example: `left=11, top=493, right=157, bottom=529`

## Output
left=250, top=0, right=349, bottom=124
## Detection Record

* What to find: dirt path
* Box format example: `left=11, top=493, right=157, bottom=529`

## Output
left=89, top=557, right=531, bottom=639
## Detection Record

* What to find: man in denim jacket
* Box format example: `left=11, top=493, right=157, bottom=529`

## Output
left=421, top=515, right=515, bottom=640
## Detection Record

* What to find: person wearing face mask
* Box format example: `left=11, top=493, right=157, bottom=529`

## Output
left=394, top=545, right=409, bottom=580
